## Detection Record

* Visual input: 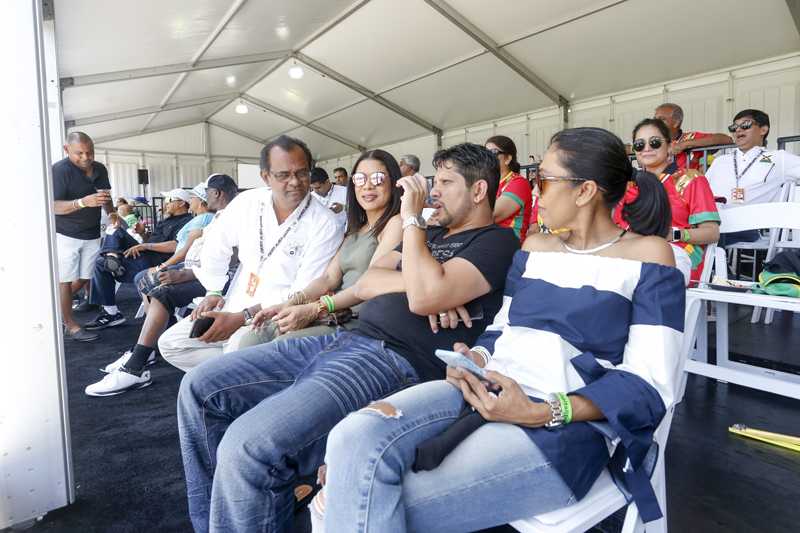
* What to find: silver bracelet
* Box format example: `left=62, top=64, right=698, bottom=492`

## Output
left=470, top=346, right=491, bottom=366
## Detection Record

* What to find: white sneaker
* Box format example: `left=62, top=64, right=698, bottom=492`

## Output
left=85, top=368, right=152, bottom=397
left=100, top=350, right=156, bottom=374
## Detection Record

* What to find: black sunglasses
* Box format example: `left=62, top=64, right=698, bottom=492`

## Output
left=727, top=120, right=754, bottom=133
left=632, top=136, right=665, bottom=152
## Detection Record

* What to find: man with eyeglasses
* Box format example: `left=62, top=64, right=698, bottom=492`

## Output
left=175, top=143, right=519, bottom=532
left=654, top=103, right=733, bottom=171
left=84, top=188, right=194, bottom=331
left=705, top=109, right=800, bottom=246
left=157, top=135, right=343, bottom=371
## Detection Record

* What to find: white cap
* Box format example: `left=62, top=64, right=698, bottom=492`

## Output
left=189, top=182, right=208, bottom=202
left=160, top=188, right=191, bottom=204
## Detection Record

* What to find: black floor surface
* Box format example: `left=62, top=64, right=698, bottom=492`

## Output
left=24, top=287, right=800, bottom=532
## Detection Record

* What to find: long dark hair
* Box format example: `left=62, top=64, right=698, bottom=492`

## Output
left=485, top=135, right=521, bottom=173
left=346, top=149, right=402, bottom=238
left=550, top=127, right=671, bottom=237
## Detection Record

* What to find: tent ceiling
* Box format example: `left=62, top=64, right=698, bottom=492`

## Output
left=57, top=0, right=800, bottom=160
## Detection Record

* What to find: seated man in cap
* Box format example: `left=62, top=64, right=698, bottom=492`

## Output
left=85, top=175, right=240, bottom=397
left=84, top=188, right=194, bottom=331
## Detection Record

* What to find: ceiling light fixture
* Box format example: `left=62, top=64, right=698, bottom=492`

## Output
left=235, top=100, right=248, bottom=114
left=275, top=22, right=290, bottom=40
left=225, top=75, right=237, bottom=87
left=288, top=62, right=304, bottom=80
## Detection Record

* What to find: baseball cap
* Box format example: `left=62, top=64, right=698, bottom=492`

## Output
left=189, top=182, right=208, bottom=202
left=160, top=188, right=191, bottom=204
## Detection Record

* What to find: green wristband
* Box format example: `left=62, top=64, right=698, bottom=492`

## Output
left=681, top=228, right=691, bottom=243
left=557, top=392, right=572, bottom=424
left=206, top=290, right=223, bottom=297
left=322, top=295, right=335, bottom=313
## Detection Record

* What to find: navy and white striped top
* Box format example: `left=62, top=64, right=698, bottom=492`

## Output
left=475, top=250, right=685, bottom=521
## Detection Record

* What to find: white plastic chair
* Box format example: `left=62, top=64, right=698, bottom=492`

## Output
left=726, top=181, right=793, bottom=283
left=511, top=295, right=703, bottom=533
left=686, top=202, right=800, bottom=400
left=751, top=179, right=800, bottom=324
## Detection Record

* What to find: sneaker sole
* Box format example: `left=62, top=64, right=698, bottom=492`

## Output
left=67, top=333, right=100, bottom=342
left=85, top=379, right=153, bottom=397
left=99, top=357, right=157, bottom=374
left=84, top=317, right=127, bottom=331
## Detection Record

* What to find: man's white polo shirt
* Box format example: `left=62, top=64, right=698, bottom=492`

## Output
left=195, top=188, right=343, bottom=312
left=706, top=146, right=800, bottom=206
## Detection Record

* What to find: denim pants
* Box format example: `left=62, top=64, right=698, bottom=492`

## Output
left=321, top=381, right=575, bottom=533
left=176, top=330, right=419, bottom=533
left=90, top=229, right=161, bottom=305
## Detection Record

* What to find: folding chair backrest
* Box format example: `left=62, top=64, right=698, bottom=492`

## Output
left=718, top=202, right=800, bottom=234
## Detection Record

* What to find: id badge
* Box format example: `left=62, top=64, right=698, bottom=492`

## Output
left=731, top=187, right=745, bottom=204
left=246, top=272, right=260, bottom=297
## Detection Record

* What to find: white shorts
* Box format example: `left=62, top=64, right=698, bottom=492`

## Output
left=56, top=233, right=101, bottom=283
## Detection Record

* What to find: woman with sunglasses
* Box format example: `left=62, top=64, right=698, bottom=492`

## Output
left=313, top=128, right=685, bottom=532
left=485, top=135, right=533, bottom=242
left=237, top=150, right=403, bottom=347
left=624, top=118, right=720, bottom=281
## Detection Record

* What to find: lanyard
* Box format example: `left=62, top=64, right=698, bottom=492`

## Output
left=499, top=171, right=514, bottom=192
left=257, top=196, right=311, bottom=270
left=733, top=148, right=764, bottom=186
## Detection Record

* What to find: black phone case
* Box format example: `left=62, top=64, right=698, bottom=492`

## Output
left=189, top=316, right=215, bottom=338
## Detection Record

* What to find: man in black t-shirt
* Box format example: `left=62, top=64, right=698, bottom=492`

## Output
left=84, top=190, right=193, bottom=331
left=52, top=131, right=113, bottom=342
left=176, top=143, right=520, bottom=531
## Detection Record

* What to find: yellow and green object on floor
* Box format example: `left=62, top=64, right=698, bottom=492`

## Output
left=729, top=424, right=800, bottom=452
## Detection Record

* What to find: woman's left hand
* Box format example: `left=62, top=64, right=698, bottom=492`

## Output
left=274, top=303, right=320, bottom=333
left=446, top=367, right=550, bottom=427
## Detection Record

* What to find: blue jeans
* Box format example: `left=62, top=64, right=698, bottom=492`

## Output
left=176, top=331, right=419, bottom=533
left=90, top=228, right=162, bottom=305
left=322, top=381, right=575, bottom=532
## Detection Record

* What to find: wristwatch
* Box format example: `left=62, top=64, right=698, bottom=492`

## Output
left=242, top=307, right=255, bottom=326
left=544, top=394, right=566, bottom=429
left=402, top=214, right=427, bottom=231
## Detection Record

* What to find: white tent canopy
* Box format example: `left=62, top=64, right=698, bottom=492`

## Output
left=56, top=0, right=800, bottom=183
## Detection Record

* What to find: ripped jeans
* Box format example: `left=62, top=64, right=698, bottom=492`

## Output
left=316, top=381, right=575, bottom=532
left=176, top=331, right=418, bottom=533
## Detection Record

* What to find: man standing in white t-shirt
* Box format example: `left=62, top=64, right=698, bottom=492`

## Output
left=706, top=108, right=800, bottom=246
left=157, top=136, right=343, bottom=371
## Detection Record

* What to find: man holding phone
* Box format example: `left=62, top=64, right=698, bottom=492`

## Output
left=52, top=131, right=113, bottom=342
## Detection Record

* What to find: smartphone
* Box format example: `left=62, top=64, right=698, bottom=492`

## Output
left=189, top=316, right=215, bottom=338
left=434, top=349, right=490, bottom=381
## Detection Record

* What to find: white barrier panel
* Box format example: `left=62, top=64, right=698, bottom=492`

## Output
left=0, top=0, right=73, bottom=528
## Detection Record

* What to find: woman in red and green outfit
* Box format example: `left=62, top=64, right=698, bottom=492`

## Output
left=618, top=118, right=720, bottom=281
left=485, top=135, right=532, bottom=242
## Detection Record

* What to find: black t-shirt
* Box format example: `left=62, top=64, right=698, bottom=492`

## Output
left=357, top=225, right=519, bottom=381
left=52, top=158, right=111, bottom=240
left=146, top=212, right=194, bottom=262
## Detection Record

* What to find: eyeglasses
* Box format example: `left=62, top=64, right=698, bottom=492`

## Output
left=727, top=120, right=754, bottom=133
left=534, top=170, right=591, bottom=195
left=488, top=148, right=507, bottom=156
left=269, top=169, right=311, bottom=182
left=632, top=136, right=665, bottom=152
left=352, top=171, right=386, bottom=187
